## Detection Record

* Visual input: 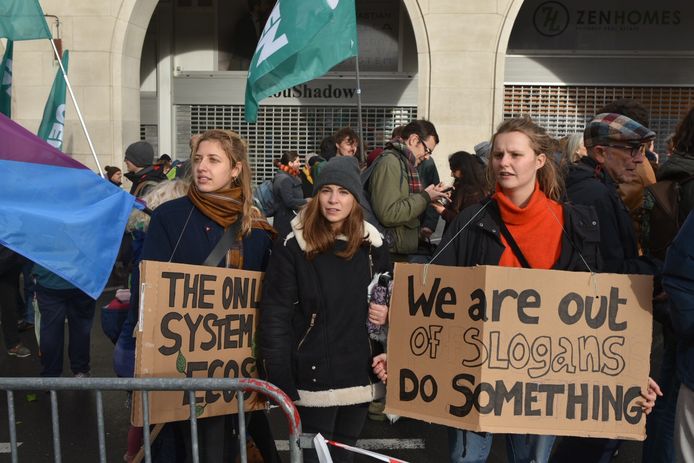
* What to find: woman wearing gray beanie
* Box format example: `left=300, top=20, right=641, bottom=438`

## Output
left=260, top=155, right=392, bottom=462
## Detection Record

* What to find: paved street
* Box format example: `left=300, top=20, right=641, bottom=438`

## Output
left=0, top=289, right=662, bottom=462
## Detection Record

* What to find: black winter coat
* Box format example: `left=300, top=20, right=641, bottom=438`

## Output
left=566, top=157, right=660, bottom=275
left=433, top=198, right=601, bottom=272
left=272, top=170, right=307, bottom=239
left=125, top=164, right=168, bottom=198
left=657, top=152, right=694, bottom=218
left=260, top=217, right=391, bottom=406
left=0, top=245, right=24, bottom=276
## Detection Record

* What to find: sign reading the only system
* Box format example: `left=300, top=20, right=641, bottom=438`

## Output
left=132, top=261, right=263, bottom=426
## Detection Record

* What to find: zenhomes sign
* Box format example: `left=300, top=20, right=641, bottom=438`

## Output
left=510, top=0, right=691, bottom=51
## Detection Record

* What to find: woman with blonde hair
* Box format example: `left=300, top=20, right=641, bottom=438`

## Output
left=427, top=116, right=659, bottom=462
left=130, top=129, right=277, bottom=462
left=261, top=156, right=390, bottom=462
left=559, top=132, right=587, bottom=171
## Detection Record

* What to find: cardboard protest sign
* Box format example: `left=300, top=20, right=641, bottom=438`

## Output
left=385, top=264, right=653, bottom=440
left=132, top=260, right=264, bottom=426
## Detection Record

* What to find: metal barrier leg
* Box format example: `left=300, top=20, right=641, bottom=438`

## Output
left=96, top=391, right=106, bottom=463
left=142, top=391, right=152, bottom=463
left=237, top=391, right=247, bottom=463
left=6, top=391, right=18, bottom=463
left=188, top=391, right=199, bottom=463
left=50, top=390, right=62, bottom=463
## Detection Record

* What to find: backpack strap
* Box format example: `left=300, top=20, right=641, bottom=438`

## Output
left=203, top=219, right=243, bottom=268
left=362, top=150, right=407, bottom=192
left=487, top=201, right=532, bottom=269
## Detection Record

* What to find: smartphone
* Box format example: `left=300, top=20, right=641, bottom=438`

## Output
left=440, top=186, right=454, bottom=193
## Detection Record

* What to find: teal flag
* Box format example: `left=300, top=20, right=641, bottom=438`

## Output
left=0, top=0, right=52, bottom=41
left=244, top=0, right=357, bottom=122
left=37, top=50, right=68, bottom=150
left=0, top=40, right=12, bottom=117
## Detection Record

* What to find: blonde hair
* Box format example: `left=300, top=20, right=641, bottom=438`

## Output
left=488, top=116, right=564, bottom=201
left=559, top=133, right=585, bottom=171
left=126, top=179, right=190, bottom=232
left=191, top=129, right=262, bottom=236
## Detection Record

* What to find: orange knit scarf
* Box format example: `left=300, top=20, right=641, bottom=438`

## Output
left=278, top=163, right=300, bottom=176
left=493, top=183, right=564, bottom=269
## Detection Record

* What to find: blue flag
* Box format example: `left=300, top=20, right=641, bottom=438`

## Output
left=0, top=112, right=135, bottom=299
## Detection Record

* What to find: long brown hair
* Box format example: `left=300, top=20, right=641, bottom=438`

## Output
left=191, top=129, right=259, bottom=236
left=299, top=193, right=366, bottom=260
left=487, top=116, right=564, bottom=201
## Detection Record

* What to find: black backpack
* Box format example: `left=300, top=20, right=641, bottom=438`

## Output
left=644, top=174, right=694, bottom=260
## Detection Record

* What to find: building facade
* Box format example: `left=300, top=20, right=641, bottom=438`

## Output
left=5, top=0, right=694, bottom=178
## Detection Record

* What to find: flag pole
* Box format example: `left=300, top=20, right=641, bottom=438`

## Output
left=354, top=55, right=366, bottom=165
left=48, top=39, right=105, bottom=178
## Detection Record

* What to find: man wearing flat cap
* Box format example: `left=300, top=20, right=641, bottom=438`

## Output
left=557, top=114, right=663, bottom=461
left=565, top=113, right=661, bottom=275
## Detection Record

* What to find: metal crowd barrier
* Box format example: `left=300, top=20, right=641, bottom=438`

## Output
left=0, top=377, right=303, bottom=463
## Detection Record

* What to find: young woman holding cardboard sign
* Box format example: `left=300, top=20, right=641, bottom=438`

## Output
left=130, top=129, right=278, bottom=463
left=373, top=117, right=661, bottom=463
left=260, top=156, right=391, bottom=463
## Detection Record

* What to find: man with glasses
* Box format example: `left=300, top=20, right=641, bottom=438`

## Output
left=556, top=112, right=662, bottom=462
left=596, top=99, right=658, bottom=243
left=366, top=119, right=450, bottom=260
left=565, top=112, right=660, bottom=275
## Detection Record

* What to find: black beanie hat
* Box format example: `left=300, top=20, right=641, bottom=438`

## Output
left=313, top=156, right=362, bottom=201
left=104, top=165, right=121, bottom=180
left=125, top=141, right=154, bottom=167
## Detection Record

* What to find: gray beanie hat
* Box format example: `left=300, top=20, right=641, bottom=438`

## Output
left=125, top=141, right=154, bottom=168
left=313, top=156, right=362, bottom=200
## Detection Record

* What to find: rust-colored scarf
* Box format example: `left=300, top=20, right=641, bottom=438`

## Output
left=188, top=185, right=276, bottom=268
left=188, top=184, right=276, bottom=233
left=188, top=184, right=244, bottom=228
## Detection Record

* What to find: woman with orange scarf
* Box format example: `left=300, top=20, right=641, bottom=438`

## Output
left=273, top=150, right=309, bottom=239
left=427, top=117, right=660, bottom=463
left=131, top=129, right=277, bottom=462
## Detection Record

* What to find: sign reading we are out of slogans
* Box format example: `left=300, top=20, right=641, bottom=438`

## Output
left=132, top=261, right=264, bottom=426
left=385, top=264, right=653, bottom=440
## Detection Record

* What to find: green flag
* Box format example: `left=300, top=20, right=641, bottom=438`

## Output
left=0, top=40, right=12, bottom=117
left=244, top=0, right=357, bottom=122
left=37, top=50, right=68, bottom=150
left=0, top=0, right=52, bottom=41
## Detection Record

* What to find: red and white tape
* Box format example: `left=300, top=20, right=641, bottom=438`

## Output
left=313, top=433, right=408, bottom=463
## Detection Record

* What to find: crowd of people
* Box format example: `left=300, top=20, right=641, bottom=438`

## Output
left=3, top=97, right=694, bottom=463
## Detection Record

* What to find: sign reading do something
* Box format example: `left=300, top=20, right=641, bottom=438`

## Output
left=385, top=264, right=653, bottom=440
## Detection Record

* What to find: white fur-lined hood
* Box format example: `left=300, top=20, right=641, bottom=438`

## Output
left=284, top=210, right=384, bottom=250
